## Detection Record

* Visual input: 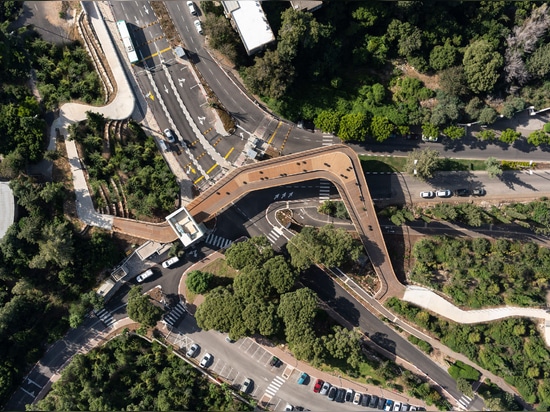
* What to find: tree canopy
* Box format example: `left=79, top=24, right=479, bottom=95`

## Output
left=126, top=286, right=163, bottom=328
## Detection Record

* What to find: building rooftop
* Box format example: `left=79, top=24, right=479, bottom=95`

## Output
left=223, top=1, right=275, bottom=55
left=0, top=182, right=15, bottom=239
left=165, top=206, right=206, bottom=247
left=290, top=1, right=323, bottom=12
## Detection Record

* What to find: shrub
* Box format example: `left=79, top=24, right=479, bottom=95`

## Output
left=448, top=361, right=481, bottom=381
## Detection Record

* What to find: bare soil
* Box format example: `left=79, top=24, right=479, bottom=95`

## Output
left=399, top=62, right=440, bottom=91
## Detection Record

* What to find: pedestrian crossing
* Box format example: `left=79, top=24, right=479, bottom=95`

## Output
left=457, top=394, right=473, bottom=410
left=163, top=302, right=187, bottom=327
left=204, top=233, right=232, bottom=249
left=94, top=308, right=115, bottom=327
left=322, top=134, right=333, bottom=146
left=319, top=180, right=331, bottom=202
left=266, top=227, right=283, bottom=244
left=264, top=375, right=285, bottom=397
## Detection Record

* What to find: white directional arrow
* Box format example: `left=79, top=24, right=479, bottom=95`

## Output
left=288, top=192, right=293, bottom=198
left=274, top=193, right=280, bottom=200
left=198, top=116, right=206, bottom=125
left=281, top=192, right=287, bottom=199
left=240, top=133, right=244, bottom=140
left=143, top=4, right=149, bottom=14
left=164, top=84, right=169, bottom=93
left=178, top=78, right=186, bottom=86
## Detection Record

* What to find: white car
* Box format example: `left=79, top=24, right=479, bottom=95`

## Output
left=393, top=402, right=402, bottom=411
left=194, top=20, right=203, bottom=35
left=162, top=256, right=179, bottom=268
left=420, top=191, right=434, bottom=199
left=199, top=353, right=212, bottom=368
left=436, top=189, right=451, bottom=198
left=319, top=381, right=331, bottom=395
left=186, top=343, right=199, bottom=357
left=353, top=392, right=362, bottom=405
left=187, top=1, right=197, bottom=15
left=163, top=128, right=176, bottom=143
left=136, top=269, right=154, bottom=283
left=241, top=378, right=253, bottom=393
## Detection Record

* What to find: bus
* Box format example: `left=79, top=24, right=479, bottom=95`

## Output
left=116, top=20, right=139, bottom=64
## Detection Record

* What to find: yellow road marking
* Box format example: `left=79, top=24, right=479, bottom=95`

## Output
left=267, top=121, right=283, bottom=145
left=224, top=147, right=234, bottom=159
left=206, top=163, right=219, bottom=174
left=139, top=47, right=172, bottom=63
left=194, top=175, right=205, bottom=184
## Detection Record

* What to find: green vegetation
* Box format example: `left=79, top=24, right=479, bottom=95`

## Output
left=411, top=236, right=550, bottom=308
left=34, top=333, right=251, bottom=411
left=209, top=2, right=550, bottom=145
left=359, top=155, right=486, bottom=174
left=386, top=297, right=550, bottom=406
left=448, top=360, right=481, bottom=381
left=186, top=270, right=214, bottom=294
left=69, top=113, right=179, bottom=218
left=407, top=335, right=433, bottom=354
left=126, top=286, right=164, bottom=328
left=318, top=200, right=350, bottom=220
left=405, top=148, right=440, bottom=180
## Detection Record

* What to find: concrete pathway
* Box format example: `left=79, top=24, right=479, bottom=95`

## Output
left=403, top=285, right=550, bottom=346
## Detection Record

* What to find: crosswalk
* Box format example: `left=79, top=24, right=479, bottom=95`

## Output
left=163, top=302, right=187, bottom=327
left=322, top=134, right=333, bottom=146
left=319, top=180, right=331, bottom=202
left=457, top=394, right=473, bottom=410
left=266, top=227, right=283, bottom=244
left=94, top=308, right=115, bottom=327
left=204, top=233, right=232, bottom=249
left=264, top=375, right=285, bottom=397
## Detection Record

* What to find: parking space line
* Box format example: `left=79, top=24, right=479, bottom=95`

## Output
left=224, top=147, right=234, bottom=159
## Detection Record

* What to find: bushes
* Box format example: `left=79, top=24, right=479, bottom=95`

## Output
left=448, top=360, right=481, bottom=381
left=407, top=335, right=433, bottom=354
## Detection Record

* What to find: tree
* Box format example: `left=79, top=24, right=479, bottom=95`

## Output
left=499, top=128, right=521, bottom=144
left=322, top=326, right=362, bottom=368
left=463, top=40, right=503, bottom=93
left=476, top=130, right=496, bottom=141
left=421, top=123, right=439, bottom=140
left=370, top=116, right=393, bottom=142
left=501, top=97, right=526, bottom=118
left=406, top=148, right=441, bottom=180
left=243, top=50, right=294, bottom=100
left=225, top=236, right=274, bottom=270
left=527, top=130, right=549, bottom=146
left=185, top=270, right=213, bottom=294
left=126, top=286, right=163, bottom=328
left=439, top=66, right=468, bottom=96
left=263, top=256, right=298, bottom=295
left=315, top=110, right=341, bottom=134
left=233, top=267, right=272, bottom=300
left=457, top=377, right=474, bottom=398
left=29, top=220, right=75, bottom=269
left=485, top=157, right=503, bottom=178
left=337, top=112, right=369, bottom=141
left=443, top=126, right=465, bottom=140
left=478, top=107, right=498, bottom=125
left=429, top=42, right=458, bottom=71
left=527, top=42, right=550, bottom=78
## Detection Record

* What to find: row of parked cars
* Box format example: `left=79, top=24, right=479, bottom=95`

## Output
left=312, top=378, right=424, bottom=411
left=420, top=188, right=486, bottom=199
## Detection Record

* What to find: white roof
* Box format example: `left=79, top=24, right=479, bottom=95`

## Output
left=229, top=1, right=275, bottom=55
left=0, top=182, right=15, bottom=239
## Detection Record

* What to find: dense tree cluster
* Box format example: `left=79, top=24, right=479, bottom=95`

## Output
left=70, top=113, right=179, bottom=218
left=387, top=298, right=547, bottom=407
left=34, top=334, right=251, bottom=411
left=211, top=1, right=550, bottom=145
left=411, top=236, right=550, bottom=308
left=126, top=286, right=164, bottom=328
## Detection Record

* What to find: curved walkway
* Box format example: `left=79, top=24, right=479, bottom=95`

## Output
left=403, top=285, right=550, bottom=345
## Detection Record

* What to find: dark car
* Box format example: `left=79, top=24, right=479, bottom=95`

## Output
left=377, top=397, right=387, bottom=410
left=335, top=388, right=346, bottom=403
left=472, top=188, right=486, bottom=196
left=345, top=388, right=354, bottom=402
left=405, top=133, right=420, bottom=140
left=454, top=188, right=470, bottom=196
left=361, top=394, right=371, bottom=407
left=369, top=395, right=379, bottom=408
left=297, top=119, right=315, bottom=132
left=327, top=386, right=338, bottom=401
left=269, top=356, right=280, bottom=367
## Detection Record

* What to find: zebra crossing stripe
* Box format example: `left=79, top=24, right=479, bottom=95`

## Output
left=264, top=376, right=285, bottom=396
left=266, top=230, right=280, bottom=244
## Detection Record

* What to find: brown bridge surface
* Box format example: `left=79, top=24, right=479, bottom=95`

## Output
left=113, top=145, right=405, bottom=300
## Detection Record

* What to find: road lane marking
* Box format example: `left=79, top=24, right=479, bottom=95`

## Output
left=194, top=175, right=205, bottom=184
left=206, top=163, right=219, bottom=174
left=267, top=121, right=282, bottom=144
left=224, top=147, right=234, bottom=159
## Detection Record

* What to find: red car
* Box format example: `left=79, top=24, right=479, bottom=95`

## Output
left=313, top=378, right=324, bottom=393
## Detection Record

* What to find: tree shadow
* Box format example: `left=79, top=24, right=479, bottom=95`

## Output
left=370, top=332, right=397, bottom=355
left=498, top=171, right=538, bottom=191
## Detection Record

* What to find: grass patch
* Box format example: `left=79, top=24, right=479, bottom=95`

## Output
left=201, top=258, right=239, bottom=279
left=448, top=360, right=481, bottom=381
left=360, top=155, right=405, bottom=172
left=439, top=158, right=486, bottom=171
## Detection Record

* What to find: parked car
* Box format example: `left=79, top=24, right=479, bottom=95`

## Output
left=297, top=372, right=308, bottom=385
left=163, top=128, right=176, bottom=143
left=225, top=336, right=235, bottom=343
left=162, top=256, right=179, bottom=268
left=136, top=269, right=154, bottom=283
left=327, top=386, right=338, bottom=401
left=345, top=388, right=354, bottom=402
left=241, top=378, right=253, bottom=394
left=422, top=135, right=438, bottom=142
left=353, top=392, right=362, bottom=405
left=369, top=395, right=379, bottom=408
left=420, top=191, right=435, bottom=198
left=313, top=378, right=324, bottom=393
left=186, top=343, right=199, bottom=357
left=284, top=404, right=294, bottom=411
left=472, top=188, right=486, bottom=196
left=297, top=119, right=315, bottom=132
left=436, top=189, right=452, bottom=198
left=393, top=401, right=402, bottom=411
left=187, top=1, right=197, bottom=15
left=269, top=356, right=281, bottom=367
left=401, top=403, right=410, bottom=411
left=319, top=381, right=331, bottom=395
left=361, top=394, right=371, bottom=407
left=454, top=188, right=470, bottom=196
left=405, top=133, right=420, bottom=140
left=384, top=399, right=394, bottom=411
left=335, top=388, right=346, bottom=403
left=377, top=398, right=387, bottom=410
left=199, top=353, right=212, bottom=368
left=194, top=20, right=203, bottom=34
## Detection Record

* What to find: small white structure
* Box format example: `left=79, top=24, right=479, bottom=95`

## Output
left=166, top=206, right=207, bottom=247
left=0, top=182, right=15, bottom=239
left=222, top=1, right=275, bottom=55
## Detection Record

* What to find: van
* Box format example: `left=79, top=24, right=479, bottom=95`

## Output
left=187, top=1, right=197, bottom=15
left=136, top=269, right=154, bottom=283
left=158, top=139, right=168, bottom=152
